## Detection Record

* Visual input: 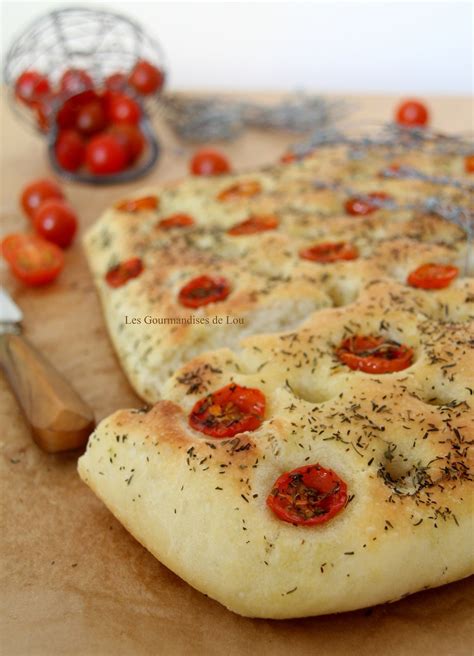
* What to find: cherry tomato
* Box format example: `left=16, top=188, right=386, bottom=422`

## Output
left=105, top=257, right=143, bottom=288
left=56, top=90, right=100, bottom=129
left=20, top=179, right=64, bottom=220
left=104, top=72, right=128, bottom=91
left=336, top=335, right=413, bottom=374
left=2, top=234, right=34, bottom=263
left=157, top=213, right=195, bottom=229
left=345, top=192, right=391, bottom=216
left=217, top=180, right=262, bottom=202
left=407, top=263, right=459, bottom=290
left=108, top=124, right=145, bottom=163
left=299, top=242, right=358, bottom=263
left=59, top=69, right=94, bottom=96
left=178, top=274, right=231, bottom=308
left=129, top=59, right=165, bottom=95
left=267, top=464, right=348, bottom=526
left=107, top=93, right=141, bottom=124
left=395, top=100, right=429, bottom=127
left=55, top=130, right=86, bottom=172
left=115, top=196, right=159, bottom=212
left=280, top=151, right=297, bottom=164
left=33, top=200, right=78, bottom=248
left=190, top=148, right=231, bottom=176
left=76, top=100, right=107, bottom=135
left=465, top=155, right=474, bottom=173
left=1, top=233, right=64, bottom=286
left=227, top=214, right=278, bottom=236
left=189, top=383, right=266, bottom=438
left=15, top=70, right=50, bottom=106
left=85, top=134, right=128, bottom=175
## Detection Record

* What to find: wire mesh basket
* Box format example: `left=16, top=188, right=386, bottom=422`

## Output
left=3, top=6, right=167, bottom=184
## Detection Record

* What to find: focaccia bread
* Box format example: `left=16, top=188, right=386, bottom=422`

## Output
left=78, top=276, right=473, bottom=618
left=80, top=134, right=473, bottom=618
left=83, top=139, right=472, bottom=402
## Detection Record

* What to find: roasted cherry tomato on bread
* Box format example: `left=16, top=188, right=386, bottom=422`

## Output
left=217, top=180, right=262, bottom=202
left=345, top=192, right=391, bottom=216
left=1, top=233, right=64, bottom=286
left=15, top=70, right=50, bottom=106
left=267, top=464, right=348, bottom=526
left=157, top=213, right=195, bottom=229
left=280, top=151, right=297, bottom=164
left=105, top=257, right=143, bottom=288
left=336, top=335, right=413, bottom=374
left=465, top=155, right=474, bottom=173
left=189, top=383, right=266, bottom=438
left=190, top=148, right=231, bottom=176
left=227, top=214, right=278, bottom=236
left=299, top=241, right=358, bottom=263
left=129, top=59, right=165, bottom=95
left=407, top=263, right=458, bottom=290
left=115, top=196, right=159, bottom=212
left=178, top=274, right=231, bottom=308
left=33, top=199, right=78, bottom=248
left=55, top=130, right=86, bottom=172
left=20, top=179, right=64, bottom=219
left=395, top=99, right=429, bottom=127
left=85, top=134, right=128, bottom=175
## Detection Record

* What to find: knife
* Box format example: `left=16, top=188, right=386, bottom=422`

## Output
left=0, top=288, right=95, bottom=453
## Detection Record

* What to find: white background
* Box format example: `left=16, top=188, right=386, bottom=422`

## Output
left=1, top=0, right=472, bottom=94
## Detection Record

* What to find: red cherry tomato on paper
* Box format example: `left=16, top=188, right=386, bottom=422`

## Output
left=59, top=69, right=94, bottom=96
left=407, top=263, right=459, bottom=290
left=129, top=60, right=165, bottom=95
left=178, top=275, right=231, bottom=308
left=20, top=179, right=64, bottom=220
left=267, top=464, right=348, bottom=526
left=33, top=200, right=78, bottom=249
left=395, top=100, right=429, bottom=127
left=108, top=123, right=145, bottom=163
left=1, top=233, right=64, bottom=286
left=336, top=335, right=414, bottom=374
left=190, top=149, right=231, bottom=176
left=189, top=383, right=266, bottom=438
left=2, top=234, right=35, bottom=262
left=76, top=100, right=107, bottom=135
left=15, top=70, right=50, bottom=106
left=55, top=130, right=86, bottom=172
left=85, top=134, right=128, bottom=175
left=107, top=93, right=141, bottom=124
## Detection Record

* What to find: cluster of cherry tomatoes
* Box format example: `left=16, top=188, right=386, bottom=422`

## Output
left=14, top=60, right=165, bottom=176
left=2, top=179, right=78, bottom=286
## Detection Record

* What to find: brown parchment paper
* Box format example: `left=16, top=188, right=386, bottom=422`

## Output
left=1, top=91, right=473, bottom=656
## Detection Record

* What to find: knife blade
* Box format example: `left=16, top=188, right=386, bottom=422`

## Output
left=0, top=288, right=95, bottom=453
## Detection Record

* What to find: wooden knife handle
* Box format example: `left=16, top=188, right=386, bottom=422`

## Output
left=0, top=333, right=95, bottom=453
